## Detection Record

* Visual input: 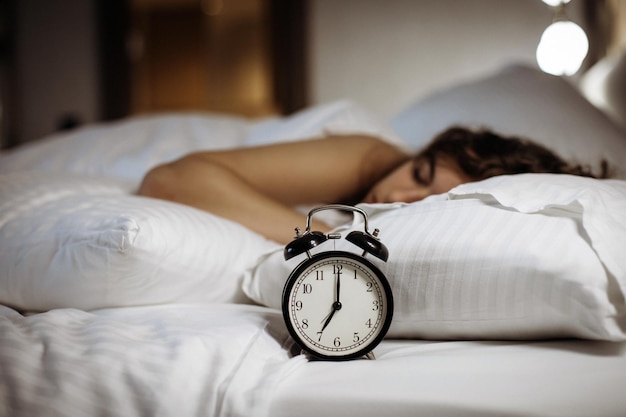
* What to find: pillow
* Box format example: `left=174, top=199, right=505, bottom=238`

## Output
left=579, top=49, right=626, bottom=131
left=0, top=113, right=252, bottom=182
left=246, top=99, right=402, bottom=146
left=0, top=101, right=399, bottom=182
left=390, top=64, right=626, bottom=179
left=0, top=172, right=280, bottom=312
left=242, top=175, right=626, bottom=341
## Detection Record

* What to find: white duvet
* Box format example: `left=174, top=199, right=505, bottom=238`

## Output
left=0, top=303, right=294, bottom=417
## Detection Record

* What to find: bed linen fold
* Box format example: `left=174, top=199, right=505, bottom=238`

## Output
left=0, top=304, right=292, bottom=417
left=449, top=174, right=626, bottom=294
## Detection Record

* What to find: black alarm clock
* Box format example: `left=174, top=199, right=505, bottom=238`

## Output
left=282, top=204, right=393, bottom=361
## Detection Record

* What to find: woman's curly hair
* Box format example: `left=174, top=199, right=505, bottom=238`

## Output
left=415, top=127, right=611, bottom=180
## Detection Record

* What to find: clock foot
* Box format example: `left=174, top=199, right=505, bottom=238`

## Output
left=297, top=349, right=377, bottom=361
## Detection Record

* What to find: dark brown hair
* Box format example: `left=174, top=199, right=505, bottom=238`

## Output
left=415, top=127, right=610, bottom=181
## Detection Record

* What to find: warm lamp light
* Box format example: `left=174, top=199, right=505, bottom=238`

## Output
left=536, top=0, right=588, bottom=76
left=541, top=0, right=571, bottom=6
left=537, top=20, right=589, bottom=76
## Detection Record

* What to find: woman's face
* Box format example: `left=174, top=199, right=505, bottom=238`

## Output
left=362, top=157, right=470, bottom=204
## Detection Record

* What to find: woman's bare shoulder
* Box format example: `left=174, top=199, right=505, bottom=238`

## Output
left=355, top=136, right=410, bottom=188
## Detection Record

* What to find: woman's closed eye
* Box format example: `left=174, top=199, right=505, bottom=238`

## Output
left=412, top=159, right=433, bottom=186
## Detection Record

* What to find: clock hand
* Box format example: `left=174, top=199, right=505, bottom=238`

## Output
left=320, top=307, right=336, bottom=333
left=321, top=266, right=344, bottom=333
left=336, top=267, right=341, bottom=304
left=320, top=301, right=342, bottom=333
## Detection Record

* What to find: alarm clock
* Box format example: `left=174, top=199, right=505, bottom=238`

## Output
left=282, top=204, right=393, bottom=361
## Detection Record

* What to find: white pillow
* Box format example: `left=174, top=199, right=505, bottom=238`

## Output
left=243, top=175, right=626, bottom=341
left=0, top=172, right=280, bottom=312
left=390, top=64, right=626, bottom=179
left=246, top=99, right=402, bottom=147
left=579, top=49, right=626, bottom=131
left=0, top=101, right=399, bottom=182
left=0, top=113, right=252, bottom=182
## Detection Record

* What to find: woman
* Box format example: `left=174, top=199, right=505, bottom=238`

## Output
left=138, top=126, right=607, bottom=243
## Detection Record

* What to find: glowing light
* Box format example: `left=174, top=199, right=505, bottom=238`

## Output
left=541, top=0, right=571, bottom=6
left=536, top=20, right=589, bottom=76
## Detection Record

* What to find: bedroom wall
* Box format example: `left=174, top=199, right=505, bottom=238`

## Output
left=308, top=0, right=586, bottom=121
left=611, top=0, right=626, bottom=51
left=13, top=0, right=100, bottom=146
left=6, top=0, right=299, bottom=147
left=4, top=0, right=597, bottom=147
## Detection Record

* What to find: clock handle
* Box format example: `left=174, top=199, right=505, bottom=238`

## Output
left=304, top=204, right=373, bottom=234
left=284, top=204, right=389, bottom=262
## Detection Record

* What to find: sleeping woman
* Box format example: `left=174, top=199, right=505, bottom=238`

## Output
left=138, top=126, right=608, bottom=244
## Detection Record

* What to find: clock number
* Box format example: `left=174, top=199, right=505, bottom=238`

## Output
left=333, top=264, right=343, bottom=276
left=366, top=282, right=373, bottom=292
left=317, top=332, right=323, bottom=342
left=334, top=337, right=341, bottom=347
left=316, top=270, right=323, bottom=280
left=295, top=300, right=303, bottom=311
left=353, top=332, right=360, bottom=343
left=302, top=283, right=313, bottom=294
left=365, top=318, right=373, bottom=328
left=372, top=300, right=380, bottom=311
left=301, top=319, right=309, bottom=329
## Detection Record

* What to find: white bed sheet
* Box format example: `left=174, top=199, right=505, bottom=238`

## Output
left=3, top=302, right=625, bottom=417
left=269, top=339, right=626, bottom=417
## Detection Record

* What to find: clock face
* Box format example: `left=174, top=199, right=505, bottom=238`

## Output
left=282, top=251, right=393, bottom=360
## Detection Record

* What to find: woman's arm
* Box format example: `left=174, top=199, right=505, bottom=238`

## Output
left=138, top=135, right=408, bottom=243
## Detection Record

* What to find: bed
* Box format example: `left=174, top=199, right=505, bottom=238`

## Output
left=1, top=63, right=626, bottom=417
